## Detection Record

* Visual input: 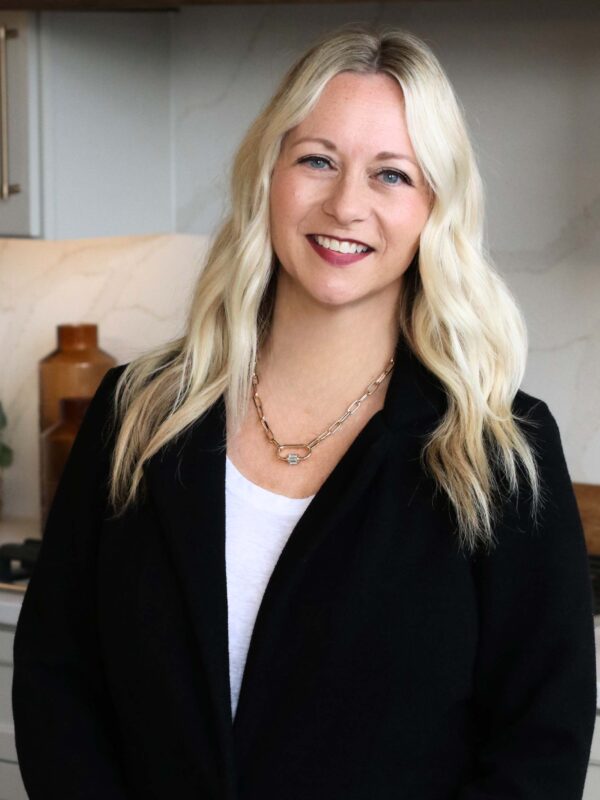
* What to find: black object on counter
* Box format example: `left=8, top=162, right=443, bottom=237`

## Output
left=0, top=539, right=42, bottom=583
left=588, top=554, right=600, bottom=616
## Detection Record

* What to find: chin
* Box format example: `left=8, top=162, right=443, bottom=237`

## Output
left=281, top=267, right=364, bottom=308
left=306, top=285, right=366, bottom=309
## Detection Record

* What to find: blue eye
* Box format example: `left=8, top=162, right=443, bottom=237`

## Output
left=377, top=169, right=413, bottom=187
left=299, top=155, right=330, bottom=170
left=298, top=156, right=413, bottom=187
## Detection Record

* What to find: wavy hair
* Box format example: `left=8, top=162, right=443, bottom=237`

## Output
left=106, top=22, right=543, bottom=555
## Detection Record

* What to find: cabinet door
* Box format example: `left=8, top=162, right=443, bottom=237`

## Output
left=1, top=11, right=170, bottom=239
left=584, top=714, right=600, bottom=799
left=0, top=11, right=41, bottom=238
left=0, top=626, right=27, bottom=800
left=38, top=11, right=171, bottom=239
left=584, top=763, right=600, bottom=800
left=0, top=626, right=17, bottom=765
left=0, top=762, right=27, bottom=800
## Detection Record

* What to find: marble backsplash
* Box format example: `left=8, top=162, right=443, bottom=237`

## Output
left=0, top=234, right=208, bottom=520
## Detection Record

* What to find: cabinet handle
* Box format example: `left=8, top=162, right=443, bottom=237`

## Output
left=0, top=25, right=21, bottom=201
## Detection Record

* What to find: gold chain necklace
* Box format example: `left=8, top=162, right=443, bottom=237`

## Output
left=251, top=356, right=395, bottom=465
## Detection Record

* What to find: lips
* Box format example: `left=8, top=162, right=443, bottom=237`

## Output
left=306, top=234, right=373, bottom=267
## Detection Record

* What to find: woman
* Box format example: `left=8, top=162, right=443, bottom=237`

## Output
left=12, top=23, right=596, bottom=800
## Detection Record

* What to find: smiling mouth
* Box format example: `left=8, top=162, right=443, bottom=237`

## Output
left=308, top=233, right=375, bottom=254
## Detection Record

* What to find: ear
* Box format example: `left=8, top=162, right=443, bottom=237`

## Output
left=427, top=184, right=436, bottom=213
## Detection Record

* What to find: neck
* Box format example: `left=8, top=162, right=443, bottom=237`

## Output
left=256, top=272, right=400, bottom=416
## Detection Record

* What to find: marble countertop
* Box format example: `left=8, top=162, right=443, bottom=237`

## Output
left=2, top=516, right=600, bottom=711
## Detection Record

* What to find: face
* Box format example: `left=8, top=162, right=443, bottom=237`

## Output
left=269, top=71, right=433, bottom=311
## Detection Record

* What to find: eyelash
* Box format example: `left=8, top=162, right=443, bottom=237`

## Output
left=297, top=155, right=414, bottom=187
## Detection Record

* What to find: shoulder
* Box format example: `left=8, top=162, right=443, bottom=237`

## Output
left=101, top=362, right=130, bottom=391
left=95, top=362, right=131, bottom=406
left=510, top=388, right=564, bottom=457
left=511, top=387, right=552, bottom=423
left=80, top=363, right=131, bottom=453
left=495, top=388, right=580, bottom=548
left=86, top=363, right=129, bottom=407
left=511, top=387, right=571, bottom=488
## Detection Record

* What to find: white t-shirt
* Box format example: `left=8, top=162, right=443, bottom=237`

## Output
left=225, top=454, right=315, bottom=721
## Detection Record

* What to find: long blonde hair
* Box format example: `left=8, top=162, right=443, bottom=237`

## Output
left=107, top=22, right=543, bottom=555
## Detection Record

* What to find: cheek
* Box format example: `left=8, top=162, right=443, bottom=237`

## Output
left=271, top=180, right=309, bottom=242
left=270, top=172, right=296, bottom=225
left=389, top=196, right=430, bottom=235
left=269, top=176, right=300, bottom=263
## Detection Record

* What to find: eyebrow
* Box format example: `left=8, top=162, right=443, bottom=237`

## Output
left=289, top=136, right=420, bottom=168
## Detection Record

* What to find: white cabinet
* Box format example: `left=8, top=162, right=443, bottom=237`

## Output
left=0, top=625, right=27, bottom=800
left=584, top=766, right=600, bottom=799
left=584, top=715, right=600, bottom=799
left=0, top=763, right=27, bottom=800
left=0, top=10, right=172, bottom=240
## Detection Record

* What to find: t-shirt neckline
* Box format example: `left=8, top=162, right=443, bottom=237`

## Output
left=226, top=454, right=316, bottom=515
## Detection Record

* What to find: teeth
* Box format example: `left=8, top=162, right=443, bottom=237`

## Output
left=313, top=235, right=370, bottom=254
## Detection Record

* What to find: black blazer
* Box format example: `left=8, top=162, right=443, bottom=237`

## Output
left=12, top=335, right=597, bottom=800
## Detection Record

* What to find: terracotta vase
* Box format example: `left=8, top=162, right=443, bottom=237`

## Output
left=38, top=324, right=116, bottom=528
left=39, top=323, right=116, bottom=433
left=40, top=397, right=92, bottom=532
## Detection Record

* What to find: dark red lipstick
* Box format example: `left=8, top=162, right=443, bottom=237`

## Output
left=306, top=234, right=373, bottom=267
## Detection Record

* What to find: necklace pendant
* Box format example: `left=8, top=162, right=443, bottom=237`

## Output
left=276, top=444, right=312, bottom=464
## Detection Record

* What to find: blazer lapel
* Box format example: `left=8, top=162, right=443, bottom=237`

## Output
left=143, top=334, right=448, bottom=786
left=144, top=397, right=236, bottom=790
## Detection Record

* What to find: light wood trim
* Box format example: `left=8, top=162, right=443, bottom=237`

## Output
left=573, top=483, right=600, bottom=555
left=0, top=0, right=471, bottom=8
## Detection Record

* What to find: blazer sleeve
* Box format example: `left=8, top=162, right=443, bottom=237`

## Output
left=12, top=366, right=131, bottom=799
left=457, top=400, right=597, bottom=800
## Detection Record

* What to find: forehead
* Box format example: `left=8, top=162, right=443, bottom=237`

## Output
left=317, top=71, right=405, bottom=107
left=285, top=72, right=412, bottom=155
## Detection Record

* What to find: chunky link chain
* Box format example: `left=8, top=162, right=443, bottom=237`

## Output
left=251, top=355, right=395, bottom=465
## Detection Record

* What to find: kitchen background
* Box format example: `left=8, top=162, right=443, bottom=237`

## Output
left=1, top=1, right=599, bottom=522
left=0, top=3, right=599, bottom=798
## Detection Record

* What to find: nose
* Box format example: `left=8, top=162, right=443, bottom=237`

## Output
left=321, top=169, right=370, bottom=225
